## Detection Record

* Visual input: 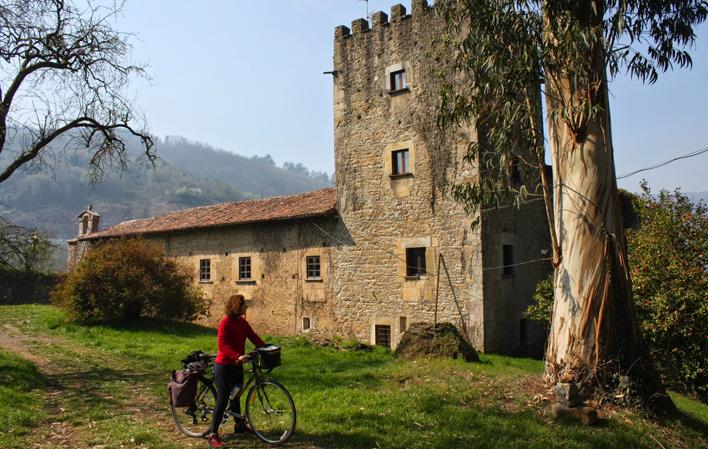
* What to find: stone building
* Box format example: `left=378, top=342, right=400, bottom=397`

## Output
left=69, top=1, right=550, bottom=355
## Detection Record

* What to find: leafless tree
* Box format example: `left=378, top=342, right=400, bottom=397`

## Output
left=0, top=0, right=153, bottom=184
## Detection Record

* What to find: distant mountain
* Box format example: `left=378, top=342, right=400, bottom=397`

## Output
left=158, top=136, right=332, bottom=198
left=686, top=191, right=708, bottom=205
left=0, top=134, right=333, bottom=244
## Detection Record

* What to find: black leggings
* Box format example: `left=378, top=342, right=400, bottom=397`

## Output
left=208, top=363, right=244, bottom=435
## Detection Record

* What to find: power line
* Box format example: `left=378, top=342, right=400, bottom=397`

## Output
left=310, top=144, right=708, bottom=282
left=617, top=145, right=708, bottom=180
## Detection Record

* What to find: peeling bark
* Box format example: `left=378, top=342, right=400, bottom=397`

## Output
left=544, top=62, right=674, bottom=412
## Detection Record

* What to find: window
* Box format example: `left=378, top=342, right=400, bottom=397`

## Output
left=302, top=317, right=311, bottom=331
left=399, top=316, right=408, bottom=333
left=375, top=325, right=391, bottom=348
left=238, top=256, right=252, bottom=280
left=406, top=247, right=427, bottom=277
left=520, top=318, right=529, bottom=346
left=199, top=259, right=211, bottom=282
left=390, top=69, right=407, bottom=92
left=391, top=149, right=410, bottom=176
left=510, top=157, right=522, bottom=187
left=502, top=244, right=514, bottom=277
left=306, top=255, right=321, bottom=279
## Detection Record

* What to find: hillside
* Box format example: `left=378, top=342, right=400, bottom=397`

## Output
left=0, top=135, right=333, bottom=242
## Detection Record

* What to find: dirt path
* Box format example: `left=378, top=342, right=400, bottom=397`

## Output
left=0, top=322, right=202, bottom=449
left=0, top=319, right=305, bottom=449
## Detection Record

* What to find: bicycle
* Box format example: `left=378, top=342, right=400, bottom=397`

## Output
left=170, top=346, right=296, bottom=444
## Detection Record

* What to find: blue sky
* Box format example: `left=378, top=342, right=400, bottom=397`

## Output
left=118, top=1, right=708, bottom=193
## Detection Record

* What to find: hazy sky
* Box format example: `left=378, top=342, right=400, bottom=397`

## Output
left=118, top=1, right=708, bottom=193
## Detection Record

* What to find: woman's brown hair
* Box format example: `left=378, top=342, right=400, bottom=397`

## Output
left=225, top=294, right=245, bottom=319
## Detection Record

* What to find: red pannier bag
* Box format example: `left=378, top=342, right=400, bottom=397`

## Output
left=168, top=369, right=198, bottom=407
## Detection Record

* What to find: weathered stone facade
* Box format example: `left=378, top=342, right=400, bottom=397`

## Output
left=68, top=2, right=549, bottom=355
left=328, top=1, right=548, bottom=353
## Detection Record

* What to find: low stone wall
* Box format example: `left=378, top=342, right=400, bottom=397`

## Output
left=0, top=270, right=63, bottom=304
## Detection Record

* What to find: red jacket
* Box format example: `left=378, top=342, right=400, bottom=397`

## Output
left=215, top=315, right=265, bottom=365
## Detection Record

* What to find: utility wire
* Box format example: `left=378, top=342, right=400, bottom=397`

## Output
left=617, top=145, right=708, bottom=180
left=311, top=144, right=708, bottom=281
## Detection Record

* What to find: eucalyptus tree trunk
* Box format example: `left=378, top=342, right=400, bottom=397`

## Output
left=543, top=3, right=674, bottom=412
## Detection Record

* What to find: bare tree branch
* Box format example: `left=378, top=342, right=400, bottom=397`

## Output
left=0, top=0, right=153, bottom=185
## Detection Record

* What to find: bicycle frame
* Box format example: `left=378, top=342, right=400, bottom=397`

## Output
left=199, top=351, right=269, bottom=421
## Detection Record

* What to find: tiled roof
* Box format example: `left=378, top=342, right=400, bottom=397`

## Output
left=79, top=188, right=337, bottom=241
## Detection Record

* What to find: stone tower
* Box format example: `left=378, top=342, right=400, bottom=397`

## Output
left=330, top=1, right=550, bottom=353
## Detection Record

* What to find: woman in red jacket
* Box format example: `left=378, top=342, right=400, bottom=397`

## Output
left=206, top=294, right=265, bottom=448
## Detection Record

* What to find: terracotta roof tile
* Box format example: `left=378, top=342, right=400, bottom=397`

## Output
left=80, top=188, right=337, bottom=241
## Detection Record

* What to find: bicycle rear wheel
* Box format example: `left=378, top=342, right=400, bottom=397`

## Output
left=170, top=377, right=217, bottom=437
left=245, top=380, right=296, bottom=444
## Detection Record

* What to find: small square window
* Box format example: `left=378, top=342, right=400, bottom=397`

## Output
left=391, top=149, right=410, bottom=176
left=238, top=256, right=252, bottom=280
left=199, top=259, right=211, bottom=282
left=390, top=69, right=407, bottom=92
left=503, top=244, right=514, bottom=277
left=375, top=325, right=391, bottom=348
left=406, top=247, right=426, bottom=277
left=303, top=317, right=311, bottom=331
left=399, top=316, right=407, bottom=333
left=306, top=255, right=321, bottom=279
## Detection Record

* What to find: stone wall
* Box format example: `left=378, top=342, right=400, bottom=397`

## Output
left=331, top=1, right=488, bottom=350
left=138, top=217, right=342, bottom=338
left=481, top=204, right=550, bottom=355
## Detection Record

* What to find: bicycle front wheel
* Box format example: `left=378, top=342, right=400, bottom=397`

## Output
left=245, top=380, right=296, bottom=444
left=170, top=377, right=217, bottom=437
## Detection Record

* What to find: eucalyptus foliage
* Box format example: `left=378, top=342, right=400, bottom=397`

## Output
left=438, top=0, right=706, bottom=409
left=438, top=0, right=707, bottom=216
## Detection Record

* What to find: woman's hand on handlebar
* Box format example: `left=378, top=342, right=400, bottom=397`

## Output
left=237, top=354, right=250, bottom=364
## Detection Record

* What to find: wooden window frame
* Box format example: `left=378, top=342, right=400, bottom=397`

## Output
left=199, top=259, right=211, bottom=283
left=238, top=256, right=252, bottom=280
left=405, top=247, right=427, bottom=278
left=391, top=149, right=411, bottom=176
left=389, top=69, right=408, bottom=93
left=306, top=255, right=321, bottom=280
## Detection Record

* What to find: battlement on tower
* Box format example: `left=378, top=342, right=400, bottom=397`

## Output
left=334, top=1, right=432, bottom=41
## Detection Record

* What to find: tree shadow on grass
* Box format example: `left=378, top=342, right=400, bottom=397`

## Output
left=91, top=318, right=217, bottom=339
left=41, top=365, right=166, bottom=419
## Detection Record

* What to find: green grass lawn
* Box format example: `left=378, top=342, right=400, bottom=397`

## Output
left=0, top=349, right=47, bottom=448
left=1, top=304, right=706, bottom=449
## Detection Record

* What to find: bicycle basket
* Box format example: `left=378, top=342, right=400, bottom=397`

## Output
left=257, top=345, right=281, bottom=369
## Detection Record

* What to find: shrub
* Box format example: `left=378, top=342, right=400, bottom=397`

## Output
left=524, top=272, right=553, bottom=330
left=627, top=183, right=707, bottom=401
left=52, top=238, right=208, bottom=323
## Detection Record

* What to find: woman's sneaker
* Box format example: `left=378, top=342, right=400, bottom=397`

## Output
left=206, top=434, right=224, bottom=447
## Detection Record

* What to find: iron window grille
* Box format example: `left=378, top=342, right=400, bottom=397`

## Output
left=375, top=325, right=392, bottom=348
